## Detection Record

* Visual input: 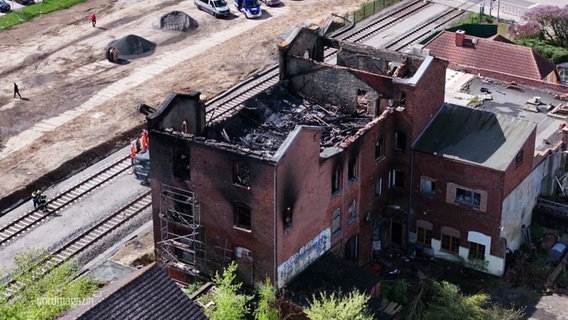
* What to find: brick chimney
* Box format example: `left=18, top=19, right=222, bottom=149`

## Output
left=455, top=29, right=466, bottom=47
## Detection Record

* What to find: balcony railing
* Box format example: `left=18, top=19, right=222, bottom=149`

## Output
left=537, top=197, right=568, bottom=218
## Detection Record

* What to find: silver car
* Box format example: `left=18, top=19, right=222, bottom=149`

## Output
left=195, top=0, right=231, bottom=18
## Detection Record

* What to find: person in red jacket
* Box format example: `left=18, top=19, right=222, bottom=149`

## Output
left=90, top=13, right=97, bottom=27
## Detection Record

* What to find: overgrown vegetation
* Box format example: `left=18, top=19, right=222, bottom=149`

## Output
left=0, top=0, right=87, bottom=30
left=254, top=278, right=278, bottom=320
left=395, top=279, right=525, bottom=320
left=304, top=290, right=374, bottom=320
left=508, top=5, right=568, bottom=63
left=0, top=249, right=99, bottom=320
left=204, top=261, right=251, bottom=320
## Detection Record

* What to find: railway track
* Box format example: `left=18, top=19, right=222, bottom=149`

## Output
left=205, top=0, right=432, bottom=123
left=1, top=192, right=152, bottom=299
left=385, top=7, right=466, bottom=51
left=0, top=155, right=132, bottom=248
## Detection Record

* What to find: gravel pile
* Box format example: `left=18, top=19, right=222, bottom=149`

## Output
left=159, top=11, right=199, bottom=31
left=107, top=34, right=157, bottom=59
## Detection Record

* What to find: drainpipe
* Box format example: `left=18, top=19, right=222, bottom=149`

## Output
left=273, top=163, right=278, bottom=288
left=408, top=149, right=415, bottom=248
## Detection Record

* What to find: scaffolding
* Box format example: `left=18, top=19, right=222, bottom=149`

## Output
left=157, top=184, right=232, bottom=278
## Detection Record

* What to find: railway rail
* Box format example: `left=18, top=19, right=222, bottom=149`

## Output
left=0, top=155, right=132, bottom=248
left=385, top=7, right=466, bottom=52
left=205, top=0, right=434, bottom=122
left=1, top=192, right=152, bottom=299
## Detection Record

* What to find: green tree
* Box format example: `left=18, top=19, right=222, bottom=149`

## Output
left=304, top=289, right=373, bottom=320
left=205, top=261, right=251, bottom=320
left=0, top=249, right=98, bottom=320
left=255, top=278, right=278, bottom=320
left=404, top=280, right=524, bottom=320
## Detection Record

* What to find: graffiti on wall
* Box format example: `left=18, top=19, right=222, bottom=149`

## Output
left=277, top=227, right=331, bottom=288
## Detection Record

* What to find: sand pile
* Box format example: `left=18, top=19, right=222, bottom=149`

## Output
left=107, top=35, right=157, bottom=59
left=159, top=11, right=199, bottom=31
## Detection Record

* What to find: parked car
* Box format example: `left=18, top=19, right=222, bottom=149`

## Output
left=260, top=0, right=281, bottom=6
left=0, top=0, right=10, bottom=13
left=233, top=0, right=261, bottom=19
left=13, top=0, right=34, bottom=5
left=195, top=0, right=230, bottom=18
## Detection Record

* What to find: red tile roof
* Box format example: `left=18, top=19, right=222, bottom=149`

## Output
left=423, top=31, right=556, bottom=81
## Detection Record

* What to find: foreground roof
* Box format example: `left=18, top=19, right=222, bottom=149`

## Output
left=59, top=263, right=207, bottom=320
left=414, top=104, right=536, bottom=171
left=423, top=31, right=556, bottom=81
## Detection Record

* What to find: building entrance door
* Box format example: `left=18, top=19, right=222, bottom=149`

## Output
left=391, top=221, right=402, bottom=245
left=345, top=235, right=358, bottom=263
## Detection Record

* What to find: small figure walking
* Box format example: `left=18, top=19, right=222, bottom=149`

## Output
left=31, top=190, right=39, bottom=209
left=90, top=13, right=96, bottom=27
left=13, top=83, right=21, bottom=99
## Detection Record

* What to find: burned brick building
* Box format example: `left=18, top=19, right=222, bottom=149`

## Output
left=144, top=26, right=447, bottom=288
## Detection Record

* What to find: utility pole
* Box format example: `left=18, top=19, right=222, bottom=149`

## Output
left=497, top=0, right=501, bottom=22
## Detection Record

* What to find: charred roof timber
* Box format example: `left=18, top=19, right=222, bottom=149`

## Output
left=150, top=27, right=444, bottom=160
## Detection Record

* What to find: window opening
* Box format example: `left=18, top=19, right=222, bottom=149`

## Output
left=173, top=147, right=190, bottom=181
left=284, top=207, right=292, bottom=230
left=348, top=156, right=357, bottom=180
left=468, top=241, right=486, bottom=260
left=349, top=200, right=357, bottom=224
left=234, top=204, right=252, bottom=230
left=394, top=131, right=406, bottom=151
left=332, top=208, right=341, bottom=234
left=420, top=177, right=436, bottom=194
left=455, top=187, right=481, bottom=209
left=233, top=162, right=251, bottom=188
left=375, top=135, right=384, bottom=160
left=332, top=166, right=342, bottom=194
left=417, top=227, right=432, bottom=247
left=441, top=234, right=460, bottom=254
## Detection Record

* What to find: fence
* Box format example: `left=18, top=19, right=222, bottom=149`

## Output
left=348, top=0, right=403, bottom=24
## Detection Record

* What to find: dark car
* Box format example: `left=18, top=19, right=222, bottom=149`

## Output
left=0, top=0, right=10, bottom=13
left=14, top=0, right=34, bottom=5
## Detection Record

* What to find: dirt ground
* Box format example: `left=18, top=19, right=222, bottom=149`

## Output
left=0, top=0, right=368, bottom=208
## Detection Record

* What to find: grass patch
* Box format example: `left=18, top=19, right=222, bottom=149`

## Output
left=0, top=0, right=87, bottom=31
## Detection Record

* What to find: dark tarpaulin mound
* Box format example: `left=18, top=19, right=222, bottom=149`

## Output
left=108, top=35, right=157, bottom=59
left=160, top=11, right=199, bottom=31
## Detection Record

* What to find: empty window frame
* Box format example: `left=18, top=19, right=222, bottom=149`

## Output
left=349, top=199, right=357, bottom=224
left=234, top=204, right=252, bottom=230
left=332, top=208, right=341, bottom=234
left=233, top=162, right=251, bottom=188
left=441, top=233, right=460, bottom=254
left=173, top=147, right=190, bottom=180
left=468, top=241, right=486, bottom=260
left=283, top=207, right=293, bottom=230
left=389, top=169, right=404, bottom=188
left=455, top=187, right=481, bottom=209
left=420, top=177, right=436, bottom=194
left=515, top=150, right=524, bottom=167
left=375, top=178, right=383, bottom=198
left=394, top=131, right=406, bottom=151
left=348, top=156, right=358, bottom=180
left=174, top=247, right=196, bottom=264
left=375, top=135, right=385, bottom=160
left=332, top=166, right=342, bottom=194
left=163, top=190, right=195, bottom=225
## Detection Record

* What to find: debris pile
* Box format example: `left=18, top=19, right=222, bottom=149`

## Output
left=159, top=11, right=199, bottom=31
left=107, top=35, right=157, bottom=59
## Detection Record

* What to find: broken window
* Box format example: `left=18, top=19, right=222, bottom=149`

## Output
left=348, top=156, right=357, bottom=180
left=234, top=203, right=252, bottom=230
left=455, top=187, right=481, bottom=209
left=375, top=135, right=385, bottom=161
left=283, top=207, right=293, bottom=230
left=468, top=241, right=485, bottom=260
left=357, top=89, right=368, bottom=109
left=375, top=178, right=382, bottom=198
left=332, top=166, right=342, bottom=194
left=441, top=233, right=460, bottom=254
left=394, top=131, right=406, bottom=151
left=420, top=177, right=436, bottom=194
left=349, top=200, right=357, bottom=224
left=515, top=150, right=524, bottom=167
left=233, top=162, right=251, bottom=188
left=332, top=208, right=341, bottom=234
left=389, top=169, right=404, bottom=188
left=173, top=147, right=190, bottom=181
left=400, top=92, right=406, bottom=106
left=174, top=247, right=195, bottom=264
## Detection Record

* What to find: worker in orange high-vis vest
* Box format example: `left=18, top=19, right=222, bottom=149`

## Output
left=130, top=142, right=137, bottom=164
left=141, top=130, right=149, bottom=150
